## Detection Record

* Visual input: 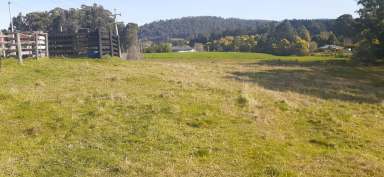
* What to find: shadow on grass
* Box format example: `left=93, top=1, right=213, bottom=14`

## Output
left=248, top=59, right=356, bottom=67
left=230, top=60, right=384, bottom=103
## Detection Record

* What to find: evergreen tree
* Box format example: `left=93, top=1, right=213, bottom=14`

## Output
left=12, top=4, right=114, bottom=33
left=272, top=20, right=297, bottom=41
left=334, top=14, right=357, bottom=39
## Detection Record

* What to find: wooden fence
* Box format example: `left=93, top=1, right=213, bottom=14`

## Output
left=49, top=29, right=121, bottom=58
left=0, top=32, right=49, bottom=63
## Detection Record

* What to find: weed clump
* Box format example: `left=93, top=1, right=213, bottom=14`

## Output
left=35, top=80, right=46, bottom=87
left=187, top=118, right=213, bottom=128
left=236, top=93, right=250, bottom=107
left=275, top=100, right=289, bottom=111
left=0, top=93, right=13, bottom=101
left=192, top=147, right=210, bottom=158
left=106, top=76, right=120, bottom=82
left=24, top=127, right=39, bottom=136
left=264, top=166, right=281, bottom=177
left=309, top=139, right=337, bottom=149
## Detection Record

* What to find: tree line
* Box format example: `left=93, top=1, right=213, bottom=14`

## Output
left=3, top=0, right=383, bottom=63
left=140, top=16, right=273, bottom=42
left=204, top=21, right=344, bottom=56
left=141, top=15, right=358, bottom=56
left=353, top=0, right=384, bottom=63
left=142, top=0, right=383, bottom=64
left=11, top=5, right=114, bottom=32
left=6, top=4, right=135, bottom=52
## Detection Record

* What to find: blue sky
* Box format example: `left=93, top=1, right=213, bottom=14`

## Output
left=0, top=0, right=359, bottom=29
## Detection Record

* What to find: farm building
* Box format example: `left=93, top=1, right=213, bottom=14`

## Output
left=49, top=29, right=121, bottom=58
left=172, top=46, right=196, bottom=53
left=319, top=45, right=344, bottom=51
left=0, top=29, right=121, bottom=60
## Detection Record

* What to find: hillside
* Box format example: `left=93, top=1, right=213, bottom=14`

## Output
left=139, top=16, right=338, bottom=42
left=0, top=53, right=383, bottom=176
left=140, top=16, right=275, bottom=41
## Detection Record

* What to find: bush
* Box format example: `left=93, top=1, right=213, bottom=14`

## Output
left=269, top=37, right=311, bottom=56
left=353, top=40, right=382, bottom=63
left=144, top=43, right=172, bottom=53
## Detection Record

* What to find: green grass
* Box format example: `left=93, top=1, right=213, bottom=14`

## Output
left=0, top=53, right=383, bottom=177
left=144, top=52, right=346, bottom=61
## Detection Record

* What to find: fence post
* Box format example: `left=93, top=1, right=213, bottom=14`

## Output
left=35, top=33, right=39, bottom=59
left=16, top=33, right=23, bottom=64
left=117, top=34, right=121, bottom=57
left=0, top=32, right=2, bottom=71
left=109, top=31, right=114, bottom=56
left=98, top=30, right=103, bottom=58
left=0, top=32, right=5, bottom=58
left=45, top=33, right=49, bottom=58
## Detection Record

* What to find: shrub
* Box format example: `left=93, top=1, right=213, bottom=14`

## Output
left=144, top=43, right=172, bottom=53
left=353, top=40, right=382, bottom=63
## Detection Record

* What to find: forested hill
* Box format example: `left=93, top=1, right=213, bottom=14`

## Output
left=139, top=16, right=339, bottom=42
left=139, top=16, right=275, bottom=41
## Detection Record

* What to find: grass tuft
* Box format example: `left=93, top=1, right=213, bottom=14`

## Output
left=236, top=93, right=250, bottom=107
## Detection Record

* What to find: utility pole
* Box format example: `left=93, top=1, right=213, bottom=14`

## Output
left=8, top=0, right=14, bottom=32
left=112, top=9, right=121, bottom=35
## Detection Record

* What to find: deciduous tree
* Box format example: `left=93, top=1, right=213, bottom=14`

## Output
left=354, top=0, right=384, bottom=62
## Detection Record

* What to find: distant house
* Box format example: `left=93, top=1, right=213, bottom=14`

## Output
left=319, top=45, right=344, bottom=51
left=172, top=46, right=196, bottom=53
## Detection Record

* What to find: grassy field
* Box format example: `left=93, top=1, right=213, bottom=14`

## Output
left=0, top=52, right=383, bottom=177
left=145, top=52, right=344, bottom=61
